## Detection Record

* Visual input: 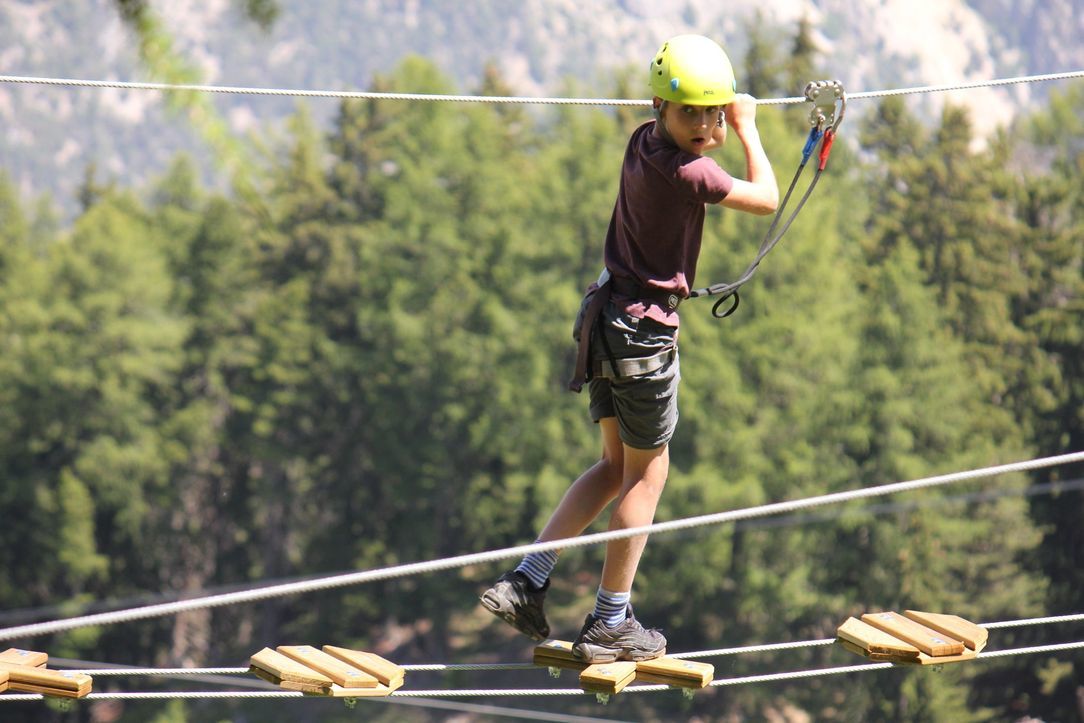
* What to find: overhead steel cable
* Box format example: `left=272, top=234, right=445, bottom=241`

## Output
left=4, top=476, right=1077, bottom=629
left=2, top=448, right=1084, bottom=641
left=0, top=450, right=1081, bottom=642
left=1, top=69, right=1082, bottom=105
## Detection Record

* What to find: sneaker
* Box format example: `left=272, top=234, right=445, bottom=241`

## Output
left=480, top=571, right=551, bottom=641
left=572, top=605, right=666, bottom=663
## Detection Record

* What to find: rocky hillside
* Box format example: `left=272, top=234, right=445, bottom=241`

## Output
left=1, top=0, right=1081, bottom=216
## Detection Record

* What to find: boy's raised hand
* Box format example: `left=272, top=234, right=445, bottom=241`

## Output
left=718, top=93, right=778, bottom=215
left=724, top=93, right=758, bottom=134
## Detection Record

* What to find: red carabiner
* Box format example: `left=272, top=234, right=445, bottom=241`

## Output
left=817, top=128, right=836, bottom=171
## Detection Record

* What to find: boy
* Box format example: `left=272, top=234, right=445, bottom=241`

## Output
left=482, top=34, right=778, bottom=663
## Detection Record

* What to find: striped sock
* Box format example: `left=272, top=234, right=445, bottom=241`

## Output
left=514, top=546, right=559, bottom=590
left=593, top=587, right=631, bottom=627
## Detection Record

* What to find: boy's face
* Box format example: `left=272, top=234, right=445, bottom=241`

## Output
left=656, top=99, right=724, bottom=155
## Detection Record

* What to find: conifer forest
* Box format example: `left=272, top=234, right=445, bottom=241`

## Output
left=0, top=10, right=1082, bottom=723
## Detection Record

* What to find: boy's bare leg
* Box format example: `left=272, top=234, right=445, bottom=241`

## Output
left=570, top=440, right=669, bottom=663
left=483, top=419, right=669, bottom=647
left=536, top=417, right=625, bottom=542
left=480, top=418, right=625, bottom=640
left=600, top=441, right=669, bottom=593
left=535, top=418, right=668, bottom=583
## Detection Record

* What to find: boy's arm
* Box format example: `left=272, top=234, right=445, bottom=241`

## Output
left=717, top=94, right=779, bottom=216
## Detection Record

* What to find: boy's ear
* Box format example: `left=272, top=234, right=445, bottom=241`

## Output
left=652, top=96, right=664, bottom=110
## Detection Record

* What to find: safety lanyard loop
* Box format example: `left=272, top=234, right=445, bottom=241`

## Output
left=689, top=80, right=845, bottom=318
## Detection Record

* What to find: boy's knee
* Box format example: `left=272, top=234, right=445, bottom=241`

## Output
left=597, top=454, right=625, bottom=498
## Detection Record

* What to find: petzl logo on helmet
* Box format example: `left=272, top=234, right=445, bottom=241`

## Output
left=670, top=78, right=680, bottom=91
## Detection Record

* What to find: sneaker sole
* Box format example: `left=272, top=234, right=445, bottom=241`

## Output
left=479, top=593, right=547, bottom=641
left=572, top=642, right=666, bottom=664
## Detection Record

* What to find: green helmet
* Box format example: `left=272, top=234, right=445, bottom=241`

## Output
left=649, top=34, right=737, bottom=106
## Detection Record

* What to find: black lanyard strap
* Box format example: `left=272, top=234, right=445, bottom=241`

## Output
left=690, top=80, right=845, bottom=319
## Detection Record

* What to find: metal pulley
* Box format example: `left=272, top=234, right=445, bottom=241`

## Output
left=805, top=79, right=846, bottom=132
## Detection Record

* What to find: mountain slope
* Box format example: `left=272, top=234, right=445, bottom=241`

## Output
left=1, top=0, right=1081, bottom=215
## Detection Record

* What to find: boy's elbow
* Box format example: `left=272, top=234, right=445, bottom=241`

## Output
left=747, top=179, right=778, bottom=215
left=720, top=180, right=779, bottom=215
left=754, top=191, right=779, bottom=215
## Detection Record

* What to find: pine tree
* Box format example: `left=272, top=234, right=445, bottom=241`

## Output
left=740, top=11, right=784, bottom=98
left=843, top=96, right=1049, bottom=722
left=0, top=184, right=187, bottom=631
left=981, top=81, right=1084, bottom=721
left=785, top=16, right=820, bottom=97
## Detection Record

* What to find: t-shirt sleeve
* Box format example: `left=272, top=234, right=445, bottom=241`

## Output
left=674, top=156, right=734, bottom=204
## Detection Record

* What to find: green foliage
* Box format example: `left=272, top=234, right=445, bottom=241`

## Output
left=0, top=185, right=186, bottom=623
left=0, top=57, right=1080, bottom=723
left=740, top=11, right=786, bottom=98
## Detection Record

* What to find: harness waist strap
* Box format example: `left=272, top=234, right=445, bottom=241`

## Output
left=592, top=347, right=676, bottom=380
left=609, top=276, right=683, bottom=311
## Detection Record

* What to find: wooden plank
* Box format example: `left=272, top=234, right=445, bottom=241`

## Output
left=312, top=678, right=405, bottom=698
left=0, top=668, right=8, bottom=693
left=838, top=637, right=979, bottom=666
left=253, top=666, right=403, bottom=697
left=634, top=657, right=713, bottom=688
left=533, top=639, right=588, bottom=671
left=839, top=637, right=893, bottom=661
left=903, top=610, right=988, bottom=652
left=837, top=617, right=921, bottom=659
left=249, top=647, right=333, bottom=687
left=861, top=611, right=965, bottom=657
left=579, top=661, right=637, bottom=695
left=837, top=638, right=917, bottom=663
left=276, top=645, right=379, bottom=689
left=895, top=647, right=978, bottom=666
left=0, top=663, right=92, bottom=692
left=536, top=639, right=710, bottom=689
left=249, top=665, right=330, bottom=694
left=5, top=680, right=92, bottom=699
left=0, top=648, right=48, bottom=668
left=322, top=646, right=405, bottom=687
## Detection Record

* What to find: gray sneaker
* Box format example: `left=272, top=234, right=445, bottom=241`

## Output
left=572, top=605, right=666, bottom=663
left=480, top=571, right=551, bottom=641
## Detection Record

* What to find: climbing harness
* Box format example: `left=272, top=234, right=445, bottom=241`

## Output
left=592, top=347, right=676, bottom=381
left=567, top=269, right=680, bottom=391
left=689, top=79, right=847, bottom=318
left=570, top=80, right=846, bottom=390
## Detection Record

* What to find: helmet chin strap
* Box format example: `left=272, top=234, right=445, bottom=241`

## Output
left=652, top=99, right=678, bottom=146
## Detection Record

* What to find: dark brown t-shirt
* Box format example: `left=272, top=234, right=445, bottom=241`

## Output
left=603, top=120, right=734, bottom=326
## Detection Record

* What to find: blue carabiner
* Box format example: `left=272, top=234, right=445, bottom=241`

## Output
left=802, top=128, right=823, bottom=164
